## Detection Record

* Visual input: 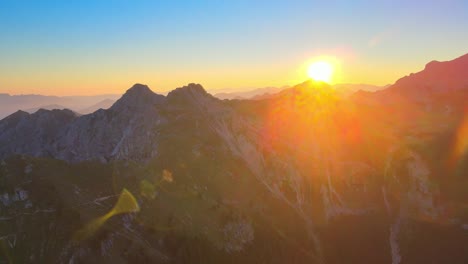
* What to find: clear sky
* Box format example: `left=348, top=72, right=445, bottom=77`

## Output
left=0, top=0, right=467, bottom=95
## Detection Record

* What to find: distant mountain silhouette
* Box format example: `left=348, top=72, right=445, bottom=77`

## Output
left=0, top=93, right=120, bottom=118
left=215, top=83, right=387, bottom=101
left=214, top=86, right=288, bottom=100
left=78, top=99, right=116, bottom=114
left=23, top=104, right=68, bottom=113
left=333, top=83, right=388, bottom=96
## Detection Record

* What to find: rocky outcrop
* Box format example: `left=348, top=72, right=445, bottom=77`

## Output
left=0, top=84, right=169, bottom=162
left=0, top=109, right=77, bottom=158
left=53, top=84, right=167, bottom=162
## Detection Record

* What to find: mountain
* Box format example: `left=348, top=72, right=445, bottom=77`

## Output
left=0, top=55, right=467, bottom=263
left=0, top=109, right=78, bottom=158
left=23, top=104, right=68, bottom=113
left=372, top=53, right=468, bottom=102
left=78, top=99, right=116, bottom=114
left=0, top=93, right=121, bottom=119
left=0, top=84, right=167, bottom=162
left=0, top=94, right=61, bottom=119
left=23, top=99, right=116, bottom=115
left=332, top=83, right=387, bottom=96
left=214, top=83, right=387, bottom=101
left=0, top=83, right=233, bottom=162
left=213, top=86, right=288, bottom=100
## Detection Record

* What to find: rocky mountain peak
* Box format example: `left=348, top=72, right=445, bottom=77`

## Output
left=424, top=60, right=441, bottom=70
left=124, top=83, right=153, bottom=96
left=168, top=83, right=207, bottom=96
left=278, top=80, right=334, bottom=98
left=0, top=110, right=30, bottom=129
left=111, top=83, right=165, bottom=111
left=33, top=108, right=77, bottom=117
left=7, top=110, right=29, bottom=119
left=185, top=83, right=206, bottom=92
left=119, top=83, right=158, bottom=102
left=167, top=83, right=213, bottom=105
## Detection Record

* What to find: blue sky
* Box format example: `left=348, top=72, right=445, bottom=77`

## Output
left=0, top=0, right=467, bottom=95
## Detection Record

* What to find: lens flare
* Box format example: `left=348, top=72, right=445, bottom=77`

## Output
left=450, top=111, right=468, bottom=168
left=74, top=188, right=140, bottom=241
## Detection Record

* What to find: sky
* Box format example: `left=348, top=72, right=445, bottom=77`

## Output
left=0, top=0, right=467, bottom=96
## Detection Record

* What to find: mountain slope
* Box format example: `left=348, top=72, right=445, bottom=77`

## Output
left=374, top=53, right=468, bottom=102
left=0, top=55, right=467, bottom=263
left=0, top=109, right=78, bottom=158
left=0, top=83, right=231, bottom=162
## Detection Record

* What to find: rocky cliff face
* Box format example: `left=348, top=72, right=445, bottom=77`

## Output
left=0, top=109, right=77, bottom=158
left=0, top=84, right=168, bottom=162
left=53, top=84, right=167, bottom=162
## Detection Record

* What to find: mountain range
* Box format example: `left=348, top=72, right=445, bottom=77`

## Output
left=0, top=94, right=120, bottom=119
left=213, top=83, right=386, bottom=100
left=0, top=54, right=467, bottom=263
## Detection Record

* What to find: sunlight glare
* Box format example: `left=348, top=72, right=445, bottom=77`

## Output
left=307, top=61, right=334, bottom=83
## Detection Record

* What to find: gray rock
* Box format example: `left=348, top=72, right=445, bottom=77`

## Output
left=0, top=83, right=217, bottom=163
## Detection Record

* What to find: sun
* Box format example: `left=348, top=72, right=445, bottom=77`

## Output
left=307, top=61, right=334, bottom=83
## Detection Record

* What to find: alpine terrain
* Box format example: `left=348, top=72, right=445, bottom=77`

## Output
left=0, top=54, right=467, bottom=264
